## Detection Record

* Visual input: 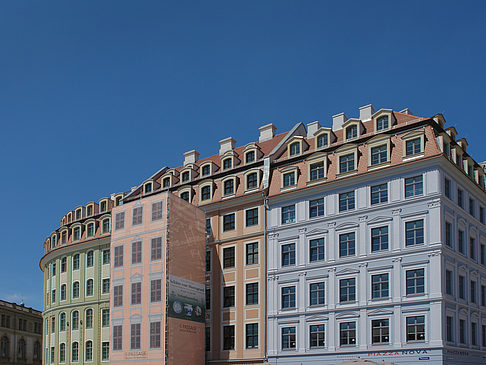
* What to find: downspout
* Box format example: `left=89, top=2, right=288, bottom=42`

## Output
left=261, top=157, right=271, bottom=364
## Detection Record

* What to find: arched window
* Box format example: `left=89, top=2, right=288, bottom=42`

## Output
left=33, top=341, right=41, bottom=360
left=73, top=282, right=80, bottom=298
left=246, top=172, right=258, bottom=190
left=61, top=257, right=67, bottom=272
left=86, top=279, right=94, bottom=296
left=0, top=336, right=8, bottom=358
left=289, top=142, right=301, bottom=156
left=17, top=338, right=25, bottom=359
left=72, top=342, right=79, bottom=362
left=86, top=251, right=94, bottom=267
left=59, top=343, right=65, bottom=362
left=201, top=186, right=211, bottom=201
left=102, top=219, right=110, bottom=234
left=73, top=254, right=80, bottom=270
left=346, top=125, right=358, bottom=140
left=72, top=311, right=79, bottom=330
left=59, top=312, right=66, bottom=331
left=87, top=223, right=95, bottom=237
left=180, top=191, right=190, bottom=202
left=85, top=340, right=93, bottom=361
left=85, top=309, right=93, bottom=329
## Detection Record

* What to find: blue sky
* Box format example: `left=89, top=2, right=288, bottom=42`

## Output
left=0, top=1, right=485, bottom=310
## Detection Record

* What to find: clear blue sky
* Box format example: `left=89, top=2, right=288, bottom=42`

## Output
left=0, top=1, right=485, bottom=311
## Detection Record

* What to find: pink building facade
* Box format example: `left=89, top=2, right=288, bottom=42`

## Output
left=109, top=191, right=206, bottom=364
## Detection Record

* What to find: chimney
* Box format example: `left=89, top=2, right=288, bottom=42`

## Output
left=359, top=104, right=374, bottom=121
left=332, top=112, right=347, bottom=131
left=219, top=137, right=236, bottom=155
left=307, top=121, right=321, bottom=138
left=183, top=150, right=199, bottom=166
left=400, top=108, right=412, bottom=115
left=259, top=123, right=276, bottom=143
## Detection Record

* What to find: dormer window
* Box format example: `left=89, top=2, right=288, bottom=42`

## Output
left=180, top=191, right=190, bottom=202
left=100, top=201, right=107, bottom=213
left=87, top=223, right=95, bottom=237
left=61, top=231, right=67, bottom=244
left=201, top=164, right=211, bottom=177
left=289, top=142, right=300, bottom=156
left=102, top=219, right=110, bottom=234
left=376, top=116, right=389, bottom=131
left=282, top=171, right=296, bottom=188
left=346, top=125, right=358, bottom=140
left=144, top=183, right=152, bottom=194
left=75, top=209, right=81, bottom=220
left=402, top=130, right=425, bottom=158
left=115, top=196, right=122, bottom=206
left=339, top=153, right=355, bottom=173
left=317, top=134, right=328, bottom=148
left=162, top=177, right=171, bottom=188
left=73, top=227, right=80, bottom=241
left=223, top=158, right=232, bottom=170
left=201, top=186, right=211, bottom=201
left=406, top=138, right=421, bottom=156
left=51, top=236, right=56, bottom=247
left=87, top=205, right=93, bottom=217
left=224, top=179, right=235, bottom=196
left=246, top=150, right=255, bottom=164
left=182, top=171, right=190, bottom=183
left=67, top=213, right=72, bottom=223
left=246, top=172, right=258, bottom=190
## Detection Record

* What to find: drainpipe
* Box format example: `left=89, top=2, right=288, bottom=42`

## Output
left=262, top=191, right=269, bottom=364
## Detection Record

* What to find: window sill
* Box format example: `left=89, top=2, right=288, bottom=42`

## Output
left=336, top=170, right=358, bottom=178
left=368, top=161, right=390, bottom=170
left=307, top=177, right=327, bottom=185
left=281, top=185, right=297, bottom=191
left=403, top=152, right=424, bottom=161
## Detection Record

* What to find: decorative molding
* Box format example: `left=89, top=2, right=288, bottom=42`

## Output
left=299, top=228, right=307, bottom=234
left=392, top=209, right=402, bottom=216
left=327, top=222, right=336, bottom=228
left=359, top=215, right=368, bottom=222
left=427, top=200, right=441, bottom=208
left=392, top=257, right=402, bottom=263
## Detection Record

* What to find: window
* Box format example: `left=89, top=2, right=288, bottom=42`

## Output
left=471, top=280, right=477, bottom=303
left=372, top=273, right=389, bottom=299
left=246, top=243, right=258, bottom=265
left=282, top=286, right=296, bottom=309
left=339, top=232, right=355, bottom=257
left=151, top=237, right=162, bottom=261
left=444, top=178, right=451, bottom=198
left=151, top=279, right=161, bottom=302
left=102, top=249, right=110, bottom=264
left=282, top=171, right=296, bottom=187
left=247, top=172, right=258, bottom=189
left=114, top=246, right=123, bottom=267
left=206, top=218, right=212, bottom=235
left=405, top=220, right=424, bottom=246
left=309, top=198, right=324, bottom=218
left=115, top=196, right=122, bottom=206
left=75, top=209, right=81, bottom=220
left=339, top=191, right=355, bottom=212
left=51, top=316, right=55, bottom=334
left=132, top=207, right=143, bottom=225
left=102, top=219, right=110, bottom=234
left=339, top=153, right=355, bottom=173
left=371, top=145, right=388, bottom=165
left=458, top=230, right=465, bottom=254
left=50, top=346, right=55, bottom=364
left=113, top=285, right=123, bottom=307
left=471, top=322, right=477, bottom=346
left=72, top=311, right=79, bottom=330
left=201, top=185, right=211, bottom=201
left=309, top=238, right=324, bottom=262
left=223, top=179, right=234, bottom=195
left=346, top=125, right=357, bottom=140
left=309, top=324, right=325, bottom=348
left=102, top=342, right=109, bottom=361
left=51, top=289, right=56, bottom=303
left=405, top=175, right=423, bottom=198
left=115, top=212, right=125, bottom=230
left=61, top=257, right=67, bottom=272
left=371, top=183, right=388, bottom=205
left=180, top=191, right=190, bottom=202
left=459, top=275, right=465, bottom=299
left=281, top=243, right=295, bottom=266
left=85, top=309, right=93, bottom=329
left=86, top=279, right=93, bottom=296
left=223, top=213, right=235, bottom=231
left=340, top=322, right=356, bottom=346
left=71, top=342, right=79, bottom=362
left=61, top=231, right=67, bottom=244
left=376, top=115, right=389, bottom=131
left=102, top=309, right=110, bottom=327
left=445, top=222, right=452, bottom=247
left=73, top=282, right=80, bottom=298
left=223, top=325, right=235, bottom=350
left=206, top=251, right=211, bottom=271
left=481, top=244, right=486, bottom=265
left=406, top=269, right=425, bottom=295
left=460, top=319, right=466, bottom=344
left=223, top=286, right=235, bottom=307
left=246, top=208, right=258, bottom=226
left=246, top=283, right=258, bottom=305
left=132, top=241, right=142, bottom=264
left=205, top=327, right=211, bottom=352
left=310, top=161, right=325, bottom=180
left=445, top=270, right=453, bottom=295
left=87, top=222, right=94, bottom=237
left=480, top=206, right=485, bottom=224
left=310, top=282, right=325, bottom=305
left=206, top=288, right=210, bottom=310
left=282, top=327, right=296, bottom=349
left=458, top=188, right=464, bottom=208
left=162, top=177, right=170, bottom=188
left=246, top=323, right=258, bottom=349
left=150, top=322, right=161, bottom=348
left=289, top=142, right=300, bottom=156
left=222, top=158, right=232, bottom=170
left=113, top=325, right=122, bottom=351
left=339, top=278, right=356, bottom=302
left=73, top=227, right=80, bottom=241
left=131, top=282, right=141, bottom=305
left=152, top=201, right=163, bottom=221
left=469, top=198, right=475, bottom=216
left=201, top=164, right=211, bottom=176
left=446, top=316, right=453, bottom=342
left=223, top=247, right=235, bottom=268
left=60, top=313, right=66, bottom=331
left=406, top=316, right=425, bottom=342
left=371, top=226, right=388, bottom=252
left=131, top=323, right=141, bottom=349
left=61, top=284, right=66, bottom=301
left=86, top=251, right=94, bottom=267
left=317, top=133, right=328, bottom=148
left=405, top=137, right=421, bottom=156
left=470, top=237, right=476, bottom=260
left=281, top=205, right=295, bottom=224
left=372, top=319, right=390, bottom=344
left=181, top=171, right=189, bottom=182
left=246, top=150, right=255, bottom=163
left=59, top=343, right=65, bottom=363
left=0, top=336, right=8, bottom=359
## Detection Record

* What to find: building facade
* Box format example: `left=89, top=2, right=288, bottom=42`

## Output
left=40, top=195, right=122, bottom=364
left=265, top=106, right=486, bottom=364
left=0, top=300, right=42, bottom=365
